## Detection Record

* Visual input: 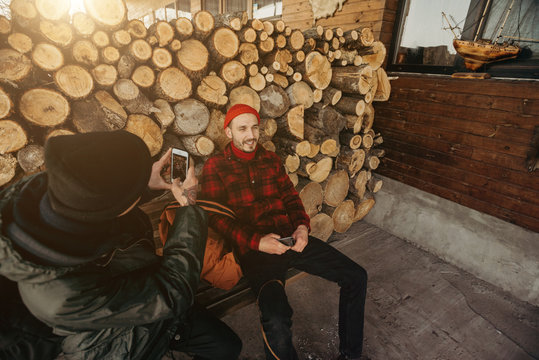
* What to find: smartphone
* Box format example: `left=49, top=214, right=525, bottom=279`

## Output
left=278, top=237, right=295, bottom=247
left=171, top=148, right=189, bottom=182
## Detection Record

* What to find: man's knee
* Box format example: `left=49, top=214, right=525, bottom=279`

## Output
left=257, top=280, right=293, bottom=329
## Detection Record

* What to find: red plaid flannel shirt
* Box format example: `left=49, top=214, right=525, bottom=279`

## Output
left=200, top=144, right=310, bottom=253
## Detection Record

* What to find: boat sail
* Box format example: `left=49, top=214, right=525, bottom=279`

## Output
left=443, top=0, right=522, bottom=71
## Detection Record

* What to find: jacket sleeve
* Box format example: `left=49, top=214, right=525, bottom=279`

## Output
left=199, top=158, right=261, bottom=252
left=274, top=154, right=310, bottom=230
left=19, top=206, right=208, bottom=332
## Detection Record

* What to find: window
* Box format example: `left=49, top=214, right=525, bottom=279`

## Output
left=253, top=0, right=282, bottom=19
left=226, top=0, right=247, bottom=13
left=203, top=0, right=220, bottom=15
left=388, top=0, right=539, bottom=78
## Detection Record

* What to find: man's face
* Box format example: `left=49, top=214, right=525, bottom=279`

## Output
left=225, top=113, right=259, bottom=153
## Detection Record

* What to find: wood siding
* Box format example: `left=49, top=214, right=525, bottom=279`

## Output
left=374, top=75, right=539, bottom=232
left=282, top=0, right=398, bottom=48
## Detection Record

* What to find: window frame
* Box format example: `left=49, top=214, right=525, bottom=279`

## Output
left=387, top=0, right=539, bottom=79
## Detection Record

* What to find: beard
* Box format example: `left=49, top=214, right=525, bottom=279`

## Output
left=234, top=137, right=258, bottom=152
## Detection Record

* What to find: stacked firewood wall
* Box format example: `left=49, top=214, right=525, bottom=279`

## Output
left=0, top=0, right=391, bottom=240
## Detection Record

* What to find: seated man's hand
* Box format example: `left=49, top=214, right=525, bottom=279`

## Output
left=171, top=164, right=198, bottom=206
left=258, top=233, right=291, bottom=255
left=148, top=148, right=172, bottom=191
left=291, top=225, right=309, bottom=252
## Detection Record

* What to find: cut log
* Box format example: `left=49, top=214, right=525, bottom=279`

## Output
left=304, top=25, right=324, bottom=39
left=248, top=73, right=266, bottom=91
left=0, top=120, right=27, bottom=154
left=261, top=140, right=276, bottom=152
left=362, top=133, right=374, bottom=150
left=258, top=37, right=275, bottom=55
left=259, top=31, right=269, bottom=42
left=220, top=60, right=246, bottom=89
left=275, top=19, right=286, bottom=33
left=374, top=67, right=391, bottom=102
left=125, top=114, right=163, bottom=156
left=304, top=103, right=346, bottom=134
left=335, top=96, right=365, bottom=116
left=239, top=27, right=257, bottom=43
left=10, top=0, right=38, bottom=29
left=129, top=39, right=152, bottom=63
left=274, top=137, right=311, bottom=157
left=331, top=65, right=374, bottom=95
left=72, top=90, right=127, bottom=132
left=32, top=43, right=64, bottom=72
left=320, top=138, right=339, bottom=155
left=54, top=65, right=93, bottom=99
left=310, top=213, right=334, bottom=241
left=92, top=64, right=118, bottom=88
left=182, top=134, right=215, bottom=157
left=113, top=78, right=154, bottom=115
left=323, top=200, right=355, bottom=233
left=72, top=40, right=99, bottom=67
left=259, top=84, right=290, bottom=118
left=176, top=39, right=209, bottom=81
left=0, top=16, right=12, bottom=36
left=173, top=17, right=194, bottom=40
left=35, top=0, right=69, bottom=21
left=286, top=81, right=314, bottom=109
left=364, top=154, right=380, bottom=170
left=153, top=99, right=175, bottom=132
left=287, top=171, right=298, bottom=187
left=215, top=12, right=245, bottom=31
left=336, top=147, right=365, bottom=177
left=83, top=0, right=127, bottom=30
left=17, top=144, right=45, bottom=174
left=152, top=47, right=173, bottom=70
left=260, top=118, right=278, bottom=139
left=197, top=75, right=228, bottom=108
left=349, top=169, right=368, bottom=199
left=249, top=18, right=264, bottom=31
left=297, top=178, right=323, bottom=218
left=126, top=19, right=147, bottom=39
left=300, top=51, right=332, bottom=90
left=275, top=34, right=287, bottom=49
left=307, top=142, right=321, bottom=158
left=247, top=64, right=259, bottom=77
left=101, top=46, right=120, bottom=64
left=272, top=73, right=289, bottom=88
left=228, top=86, right=260, bottom=112
left=308, top=155, right=333, bottom=183
left=238, top=43, right=259, bottom=65
left=262, top=20, right=274, bottom=36
left=350, top=193, right=375, bottom=221
left=204, top=109, right=229, bottom=151
left=38, top=20, right=73, bottom=48
left=0, top=153, right=17, bottom=187
left=172, top=98, right=210, bottom=135
left=154, top=67, right=192, bottom=102
left=368, top=176, right=383, bottom=193
left=207, top=27, right=240, bottom=66
left=0, top=87, right=13, bottom=119
left=276, top=105, right=304, bottom=140
left=340, top=131, right=362, bottom=149
left=169, top=39, right=182, bottom=52
left=149, top=21, right=174, bottom=47
left=322, top=86, right=342, bottom=107
left=288, top=30, right=305, bottom=51
left=282, top=153, right=300, bottom=173
left=8, top=33, right=33, bottom=54
left=322, top=169, right=349, bottom=207
left=117, top=54, right=136, bottom=78
left=192, top=10, right=215, bottom=40
left=45, top=129, right=75, bottom=140
left=0, top=49, right=32, bottom=84
left=302, top=122, right=327, bottom=145
left=264, top=49, right=292, bottom=74
left=72, top=12, right=95, bottom=37
left=357, top=41, right=386, bottom=70
left=111, top=29, right=131, bottom=48
left=92, top=30, right=110, bottom=48
left=131, top=65, right=155, bottom=89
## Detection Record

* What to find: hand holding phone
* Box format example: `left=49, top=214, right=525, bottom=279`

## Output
left=171, top=148, right=189, bottom=183
left=278, top=237, right=295, bottom=247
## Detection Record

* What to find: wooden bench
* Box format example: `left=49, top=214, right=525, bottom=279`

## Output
left=139, top=194, right=306, bottom=318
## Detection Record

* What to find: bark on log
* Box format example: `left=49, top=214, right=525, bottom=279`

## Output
left=117, top=54, right=136, bottom=78
left=197, top=75, right=228, bottom=108
left=124, top=113, right=163, bottom=156
left=172, top=98, right=210, bottom=136
left=127, top=19, right=147, bottom=39
left=368, top=176, right=383, bottom=193
left=72, top=90, right=127, bottom=132
left=276, top=105, right=304, bottom=140
left=54, top=65, right=94, bottom=99
left=357, top=41, right=386, bottom=70
left=336, top=147, right=365, bottom=177
left=0, top=49, right=32, bottom=84
left=362, top=103, right=374, bottom=133
left=340, top=131, right=362, bottom=149
left=0, top=153, right=17, bottom=187
left=154, top=67, right=192, bottom=102
left=204, top=109, right=229, bottom=151
left=149, top=21, right=174, bottom=47
left=17, top=144, right=44, bottom=174
left=113, top=78, right=155, bottom=115
left=215, top=12, right=245, bottom=31
left=297, top=178, right=323, bottom=218
left=259, top=84, right=291, bottom=118
left=335, top=96, right=365, bottom=116
left=304, top=103, right=346, bottom=134
left=153, top=98, right=175, bottom=132
left=286, top=81, right=314, bottom=109
left=322, top=86, right=342, bottom=107
left=349, top=169, right=368, bottom=199
left=181, top=134, right=215, bottom=157
left=274, top=137, right=311, bottom=157
left=0, top=119, right=27, bottom=154
left=331, top=65, right=374, bottom=95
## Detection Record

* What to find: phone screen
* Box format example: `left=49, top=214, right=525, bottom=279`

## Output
left=172, top=152, right=188, bottom=181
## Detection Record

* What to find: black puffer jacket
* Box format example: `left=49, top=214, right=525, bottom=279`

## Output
left=0, top=174, right=207, bottom=360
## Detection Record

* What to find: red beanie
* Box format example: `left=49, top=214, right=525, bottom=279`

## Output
left=224, top=104, right=260, bottom=129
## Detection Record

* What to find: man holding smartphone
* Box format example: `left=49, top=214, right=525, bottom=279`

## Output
left=0, top=131, right=241, bottom=360
left=200, top=104, right=368, bottom=360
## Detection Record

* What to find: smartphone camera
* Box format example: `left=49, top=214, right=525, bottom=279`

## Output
left=171, top=148, right=189, bottom=183
left=278, top=237, right=295, bottom=247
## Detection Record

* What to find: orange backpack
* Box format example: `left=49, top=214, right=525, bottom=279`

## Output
left=158, top=200, right=242, bottom=290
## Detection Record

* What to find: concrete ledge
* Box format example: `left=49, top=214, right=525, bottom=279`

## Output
left=364, top=175, right=539, bottom=306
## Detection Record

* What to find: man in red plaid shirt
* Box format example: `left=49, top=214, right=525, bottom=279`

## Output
left=200, top=104, right=368, bottom=360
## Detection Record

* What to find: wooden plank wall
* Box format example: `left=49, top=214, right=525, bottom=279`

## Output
left=282, top=0, right=398, bottom=48
left=374, top=75, right=539, bottom=233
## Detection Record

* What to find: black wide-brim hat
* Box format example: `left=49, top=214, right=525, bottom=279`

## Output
left=45, top=131, right=152, bottom=222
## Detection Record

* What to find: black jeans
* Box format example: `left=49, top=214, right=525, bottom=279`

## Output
left=238, top=236, right=368, bottom=360
left=169, top=305, right=242, bottom=360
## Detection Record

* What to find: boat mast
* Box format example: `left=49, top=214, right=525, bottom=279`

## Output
left=495, top=0, right=516, bottom=44
left=474, top=0, right=492, bottom=41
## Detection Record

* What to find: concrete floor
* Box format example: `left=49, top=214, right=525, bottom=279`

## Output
left=170, top=220, right=539, bottom=360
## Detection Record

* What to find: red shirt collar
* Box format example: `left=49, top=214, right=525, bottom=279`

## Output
left=230, top=142, right=257, bottom=161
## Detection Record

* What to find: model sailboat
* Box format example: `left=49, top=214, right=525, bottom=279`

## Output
left=443, top=0, right=521, bottom=71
